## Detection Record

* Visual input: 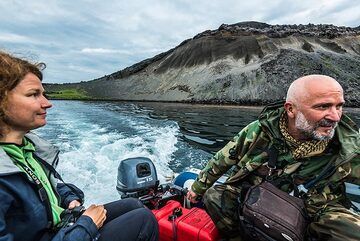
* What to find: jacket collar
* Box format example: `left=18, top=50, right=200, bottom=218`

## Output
left=0, top=132, right=59, bottom=175
left=25, top=132, right=60, bottom=166
left=0, top=148, right=19, bottom=175
left=334, top=114, right=360, bottom=162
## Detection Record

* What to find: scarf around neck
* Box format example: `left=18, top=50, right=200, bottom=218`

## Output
left=279, top=112, right=330, bottom=159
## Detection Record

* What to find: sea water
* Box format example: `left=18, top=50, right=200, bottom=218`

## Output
left=35, top=100, right=360, bottom=205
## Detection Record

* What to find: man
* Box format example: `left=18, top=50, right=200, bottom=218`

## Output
left=187, top=75, right=360, bottom=240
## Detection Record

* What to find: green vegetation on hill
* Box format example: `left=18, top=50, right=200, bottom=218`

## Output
left=46, top=88, right=90, bottom=100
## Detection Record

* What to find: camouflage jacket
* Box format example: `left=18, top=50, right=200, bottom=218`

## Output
left=192, top=103, right=360, bottom=211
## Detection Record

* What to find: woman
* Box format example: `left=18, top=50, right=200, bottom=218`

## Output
left=0, top=51, right=159, bottom=241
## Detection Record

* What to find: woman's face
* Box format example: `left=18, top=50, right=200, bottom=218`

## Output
left=4, top=73, right=52, bottom=133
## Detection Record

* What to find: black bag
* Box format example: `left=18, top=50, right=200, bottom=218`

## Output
left=240, top=181, right=308, bottom=241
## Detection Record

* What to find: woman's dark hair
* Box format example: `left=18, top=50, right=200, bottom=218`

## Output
left=0, top=51, right=45, bottom=135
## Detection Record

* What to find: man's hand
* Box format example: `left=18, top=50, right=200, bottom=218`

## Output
left=186, top=190, right=199, bottom=203
left=68, top=200, right=81, bottom=209
left=82, top=204, right=107, bottom=229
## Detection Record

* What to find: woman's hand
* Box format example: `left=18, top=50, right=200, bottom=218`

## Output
left=68, top=200, right=81, bottom=209
left=82, top=204, right=107, bottom=229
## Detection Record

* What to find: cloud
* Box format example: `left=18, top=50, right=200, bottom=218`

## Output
left=0, top=33, right=33, bottom=43
left=269, top=0, right=360, bottom=26
left=1, top=0, right=359, bottom=83
left=81, top=48, right=132, bottom=54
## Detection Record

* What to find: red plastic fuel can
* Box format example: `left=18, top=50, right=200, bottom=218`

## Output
left=152, top=200, right=220, bottom=241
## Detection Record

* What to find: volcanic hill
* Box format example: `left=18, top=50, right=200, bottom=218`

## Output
left=45, top=21, right=360, bottom=106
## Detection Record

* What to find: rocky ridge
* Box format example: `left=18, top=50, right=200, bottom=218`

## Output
left=45, top=22, right=360, bottom=106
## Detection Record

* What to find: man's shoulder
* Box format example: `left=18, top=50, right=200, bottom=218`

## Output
left=234, top=120, right=263, bottom=139
left=244, top=120, right=261, bottom=130
left=336, top=114, right=360, bottom=159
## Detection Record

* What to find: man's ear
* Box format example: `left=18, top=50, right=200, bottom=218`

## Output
left=284, top=102, right=295, bottom=118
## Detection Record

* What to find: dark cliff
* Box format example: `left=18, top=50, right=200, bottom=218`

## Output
left=45, top=22, right=360, bottom=106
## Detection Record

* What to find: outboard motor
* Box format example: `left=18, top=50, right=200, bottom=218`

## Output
left=117, top=157, right=159, bottom=198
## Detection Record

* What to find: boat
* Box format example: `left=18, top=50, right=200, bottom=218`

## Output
left=116, top=157, right=360, bottom=241
left=116, top=157, right=222, bottom=241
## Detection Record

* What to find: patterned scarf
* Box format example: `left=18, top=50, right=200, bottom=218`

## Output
left=279, top=112, right=330, bottom=159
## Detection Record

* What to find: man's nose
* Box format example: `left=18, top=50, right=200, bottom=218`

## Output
left=326, top=107, right=341, bottom=122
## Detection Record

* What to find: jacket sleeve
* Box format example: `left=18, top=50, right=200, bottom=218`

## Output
left=57, top=183, right=85, bottom=208
left=0, top=184, right=16, bottom=241
left=49, top=216, right=100, bottom=241
left=191, top=120, right=262, bottom=195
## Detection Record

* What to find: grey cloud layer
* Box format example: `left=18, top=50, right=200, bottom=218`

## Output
left=0, top=0, right=359, bottom=83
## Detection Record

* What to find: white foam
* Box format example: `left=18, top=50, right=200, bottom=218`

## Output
left=49, top=120, right=179, bottom=205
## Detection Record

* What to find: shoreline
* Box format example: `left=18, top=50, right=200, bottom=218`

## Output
left=48, top=98, right=360, bottom=110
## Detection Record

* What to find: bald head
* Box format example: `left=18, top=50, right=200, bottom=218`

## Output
left=284, top=75, right=344, bottom=141
left=286, top=75, right=343, bottom=104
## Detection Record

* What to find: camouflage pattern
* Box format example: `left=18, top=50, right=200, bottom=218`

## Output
left=191, top=103, right=360, bottom=240
left=203, top=184, right=243, bottom=239
left=309, top=203, right=360, bottom=241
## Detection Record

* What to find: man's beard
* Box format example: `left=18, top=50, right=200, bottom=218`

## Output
left=295, top=111, right=338, bottom=141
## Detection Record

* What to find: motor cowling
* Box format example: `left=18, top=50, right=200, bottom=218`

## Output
left=117, top=157, right=158, bottom=198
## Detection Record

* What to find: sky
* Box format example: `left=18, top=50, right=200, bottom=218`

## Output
left=1, top=0, right=359, bottom=84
